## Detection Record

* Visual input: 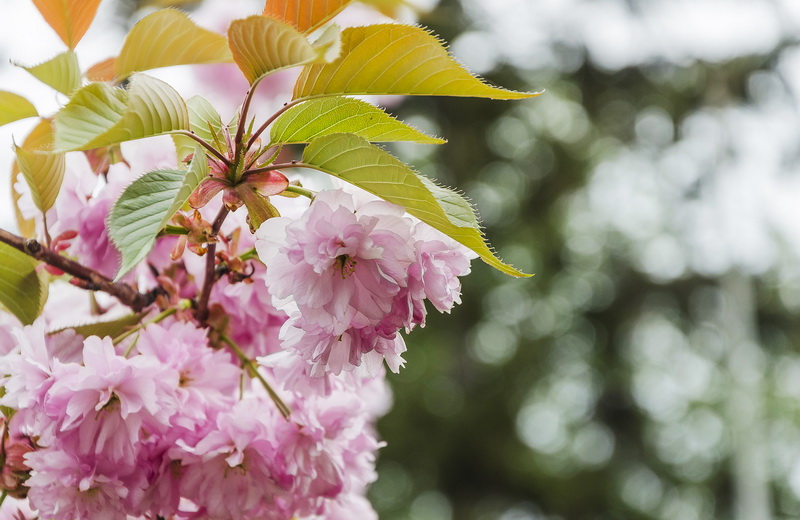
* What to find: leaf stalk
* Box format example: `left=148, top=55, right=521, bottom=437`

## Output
left=220, top=332, right=291, bottom=420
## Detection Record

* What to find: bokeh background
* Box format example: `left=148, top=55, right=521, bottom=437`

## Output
left=4, top=0, right=800, bottom=518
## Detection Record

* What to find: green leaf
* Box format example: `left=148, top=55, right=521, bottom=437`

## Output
left=55, top=74, right=189, bottom=152
left=0, top=91, right=38, bottom=127
left=0, top=242, right=44, bottom=325
left=263, top=0, right=353, bottom=34
left=108, top=150, right=208, bottom=279
left=302, top=133, right=530, bottom=277
left=50, top=313, right=143, bottom=339
left=228, top=15, right=329, bottom=85
left=16, top=51, right=81, bottom=96
left=173, top=95, right=226, bottom=160
left=271, top=97, right=444, bottom=145
left=32, top=0, right=102, bottom=49
left=115, top=9, right=233, bottom=81
left=294, top=24, right=539, bottom=100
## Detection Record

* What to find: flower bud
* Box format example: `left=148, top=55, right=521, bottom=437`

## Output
left=0, top=418, right=34, bottom=498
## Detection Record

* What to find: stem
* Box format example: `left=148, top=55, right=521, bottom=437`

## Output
left=239, top=247, right=259, bottom=261
left=115, top=300, right=191, bottom=350
left=176, top=131, right=232, bottom=168
left=42, top=213, right=52, bottom=247
left=284, top=184, right=317, bottom=199
left=0, top=228, right=153, bottom=312
left=0, top=490, right=7, bottom=509
left=244, top=162, right=310, bottom=176
left=157, top=226, right=190, bottom=237
left=195, top=206, right=230, bottom=323
left=247, top=99, right=304, bottom=149
left=220, top=333, right=291, bottom=419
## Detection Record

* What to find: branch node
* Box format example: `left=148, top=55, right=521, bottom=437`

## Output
left=24, top=239, right=41, bottom=256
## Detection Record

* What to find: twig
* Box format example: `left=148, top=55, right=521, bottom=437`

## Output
left=234, top=86, right=257, bottom=164
left=195, top=206, right=229, bottom=323
left=0, top=228, right=153, bottom=312
left=247, top=99, right=304, bottom=149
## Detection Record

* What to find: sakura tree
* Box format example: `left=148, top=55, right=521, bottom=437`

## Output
left=0, top=1, right=535, bottom=518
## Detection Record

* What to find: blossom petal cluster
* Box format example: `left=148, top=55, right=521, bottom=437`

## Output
left=0, top=321, right=385, bottom=520
left=256, top=189, right=472, bottom=378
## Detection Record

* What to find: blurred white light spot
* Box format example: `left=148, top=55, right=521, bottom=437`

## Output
left=620, top=466, right=664, bottom=512
left=410, top=490, right=453, bottom=520
left=468, top=321, right=518, bottom=366
left=571, top=422, right=615, bottom=467
left=451, top=32, right=498, bottom=75
left=516, top=404, right=567, bottom=454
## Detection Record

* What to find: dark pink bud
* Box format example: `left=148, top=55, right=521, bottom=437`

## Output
left=243, top=170, right=289, bottom=197
left=189, top=178, right=227, bottom=209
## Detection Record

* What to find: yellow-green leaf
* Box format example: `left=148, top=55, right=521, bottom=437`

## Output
left=31, top=0, right=102, bottom=49
left=50, top=313, right=142, bottom=338
left=303, top=133, right=530, bottom=277
left=16, top=51, right=81, bottom=96
left=0, top=242, right=44, bottom=325
left=54, top=74, right=189, bottom=152
left=0, top=91, right=38, bottom=127
left=263, top=0, right=353, bottom=34
left=11, top=119, right=55, bottom=237
left=14, top=118, right=65, bottom=215
left=270, top=97, right=444, bottom=145
left=172, top=95, right=226, bottom=160
left=294, top=24, right=538, bottom=100
left=108, top=150, right=208, bottom=278
left=115, top=9, right=233, bottom=81
left=228, top=15, right=327, bottom=85
left=15, top=143, right=66, bottom=214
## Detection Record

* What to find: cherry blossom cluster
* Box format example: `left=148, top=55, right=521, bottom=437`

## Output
left=257, top=190, right=471, bottom=379
left=0, top=140, right=471, bottom=519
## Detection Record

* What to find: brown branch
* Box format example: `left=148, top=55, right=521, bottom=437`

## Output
left=176, top=131, right=233, bottom=168
left=0, top=228, right=155, bottom=312
left=243, top=162, right=309, bottom=176
left=195, top=206, right=230, bottom=323
left=234, top=86, right=257, bottom=164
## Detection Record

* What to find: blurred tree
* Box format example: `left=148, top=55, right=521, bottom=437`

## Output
left=373, top=1, right=800, bottom=520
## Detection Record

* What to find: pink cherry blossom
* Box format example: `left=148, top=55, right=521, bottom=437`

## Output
left=134, top=321, right=239, bottom=427
left=256, top=189, right=471, bottom=376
